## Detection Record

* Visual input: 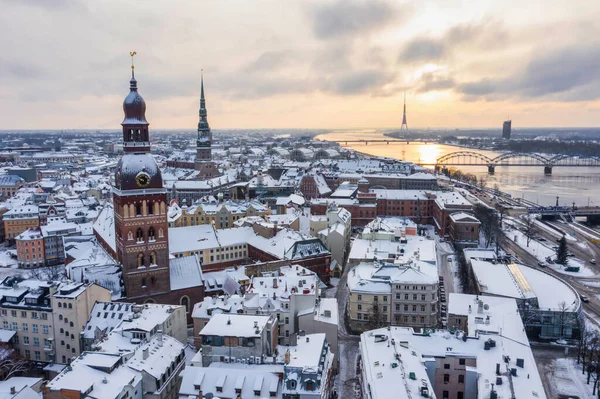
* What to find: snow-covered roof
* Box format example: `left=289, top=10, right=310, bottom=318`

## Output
left=93, top=204, right=115, bottom=253
left=200, top=314, right=272, bottom=338
left=169, top=255, right=203, bottom=291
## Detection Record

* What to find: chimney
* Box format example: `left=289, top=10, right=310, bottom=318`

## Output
left=496, top=363, right=501, bottom=375
left=273, top=278, right=278, bottom=289
left=478, top=300, right=483, bottom=314
left=143, top=348, right=149, bottom=360
left=157, top=330, right=163, bottom=346
left=10, top=387, right=15, bottom=395
left=284, top=349, right=291, bottom=364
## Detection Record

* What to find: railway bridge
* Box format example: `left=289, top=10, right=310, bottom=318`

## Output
left=424, top=151, right=600, bottom=174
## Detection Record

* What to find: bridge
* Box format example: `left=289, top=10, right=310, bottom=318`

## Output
left=426, top=151, right=600, bottom=174
left=338, top=139, right=431, bottom=145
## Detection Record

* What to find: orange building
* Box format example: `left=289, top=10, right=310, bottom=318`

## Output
left=3, top=205, right=39, bottom=242
left=15, top=227, right=45, bottom=268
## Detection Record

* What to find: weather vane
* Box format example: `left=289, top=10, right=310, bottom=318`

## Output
left=130, top=51, right=137, bottom=77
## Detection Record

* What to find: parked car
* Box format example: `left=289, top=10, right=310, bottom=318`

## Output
left=590, top=259, right=597, bottom=265
left=581, top=295, right=590, bottom=303
left=537, top=262, right=546, bottom=268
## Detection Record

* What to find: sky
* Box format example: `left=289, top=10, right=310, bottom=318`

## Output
left=1, top=0, right=600, bottom=130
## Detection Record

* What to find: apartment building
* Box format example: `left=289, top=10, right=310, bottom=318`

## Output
left=0, top=277, right=57, bottom=362
left=3, top=205, right=39, bottom=242
left=347, top=260, right=439, bottom=332
left=177, top=199, right=268, bottom=229
left=51, top=282, right=111, bottom=364
left=15, top=228, right=45, bottom=268
left=199, top=313, right=278, bottom=367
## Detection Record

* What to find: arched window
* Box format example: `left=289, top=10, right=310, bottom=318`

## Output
left=129, top=129, right=134, bottom=140
left=150, top=251, right=157, bottom=265
left=158, top=228, right=164, bottom=238
left=136, top=228, right=144, bottom=243
left=58, top=303, right=62, bottom=308
left=60, top=328, right=64, bottom=334
left=127, top=231, right=134, bottom=241
left=70, top=322, right=74, bottom=327
left=144, top=298, right=155, bottom=304
left=59, top=315, right=63, bottom=321
left=137, top=253, right=145, bottom=268
left=141, top=278, right=147, bottom=287
left=148, top=227, right=155, bottom=241
left=180, top=296, right=190, bottom=314
left=68, top=303, right=72, bottom=309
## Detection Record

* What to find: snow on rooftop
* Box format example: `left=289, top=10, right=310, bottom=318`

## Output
left=169, top=255, right=203, bottom=291
left=200, top=314, right=272, bottom=338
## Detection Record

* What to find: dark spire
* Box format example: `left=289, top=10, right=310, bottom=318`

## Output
left=198, top=71, right=210, bottom=131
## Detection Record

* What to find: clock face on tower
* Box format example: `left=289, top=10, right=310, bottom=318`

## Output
left=136, top=172, right=151, bottom=188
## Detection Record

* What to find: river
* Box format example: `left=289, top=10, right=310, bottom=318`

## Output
left=314, top=129, right=600, bottom=207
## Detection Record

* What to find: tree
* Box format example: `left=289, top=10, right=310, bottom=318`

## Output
left=478, top=176, right=487, bottom=188
left=556, top=235, right=569, bottom=266
left=523, top=217, right=539, bottom=248
left=0, top=351, right=35, bottom=380
left=367, top=302, right=388, bottom=330
left=473, top=204, right=499, bottom=248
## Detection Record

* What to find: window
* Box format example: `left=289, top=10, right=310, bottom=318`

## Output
left=137, top=253, right=145, bottom=267
left=21, top=311, right=27, bottom=318
left=459, top=358, right=466, bottom=365
left=34, top=351, right=41, bottom=360
left=2, top=321, right=7, bottom=329
left=374, top=296, right=378, bottom=302
left=43, top=325, right=49, bottom=334
left=357, top=304, right=362, bottom=311
left=357, top=295, right=362, bottom=301
left=421, top=294, right=426, bottom=301
left=180, top=296, right=190, bottom=314
left=404, top=294, right=409, bottom=300
left=23, top=336, right=29, bottom=345
left=24, top=350, right=30, bottom=359
left=12, top=322, right=17, bottom=331
left=457, top=392, right=464, bottom=399
left=32, top=324, right=38, bottom=333
left=57, top=302, right=62, bottom=308
left=68, top=303, right=72, bottom=309
left=31, top=312, right=38, bottom=319
left=458, top=374, right=465, bottom=383
left=413, top=294, right=417, bottom=300
left=444, top=364, right=450, bottom=369
left=404, top=305, right=408, bottom=311
left=443, top=391, right=449, bottom=399
left=412, top=305, right=416, bottom=312
left=444, top=374, right=450, bottom=383
left=33, top=337, right=39, bottom=347
left=141, top=278, right=146, bottom=287
left=22, top=323, right=28, bottom=332
left=383, top=306, right=387, bottom=312
left=383, top=296, right=388, bottom=302
left=285, top=317, right=289, bottom=325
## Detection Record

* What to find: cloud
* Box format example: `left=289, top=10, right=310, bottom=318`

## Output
left=0, top=58, right=44, bottom=80
left=417, top=72, right=455, bottom=92
left=399, top=20, right=507, bottom=63
left=326, top=69, right=395, bottom=95
left=243, top=51, right=297, bottom=73
left=399, top=39, right=446, bottom=62
left=455, top=44, right=600, bottom=101
left=310, top=0, right=398, bottom=40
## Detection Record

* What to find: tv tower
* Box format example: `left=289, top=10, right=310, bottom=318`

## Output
left=400, top=91, right=409, bottom=133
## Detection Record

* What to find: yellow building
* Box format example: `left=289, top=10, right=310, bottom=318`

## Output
left=176, top=199, right=269, bottom=229
left=3, top=205, right=39, bottom=241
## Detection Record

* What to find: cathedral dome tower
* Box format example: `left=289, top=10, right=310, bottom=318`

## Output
left=113, top=53, right=171, bottom=300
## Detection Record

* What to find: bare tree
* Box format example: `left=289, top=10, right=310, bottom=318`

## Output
left=0, top=353, right=35, bottom=380
left=556, top=301, right=576, bottom=341
left=367, top=303, right=388, bottom=330
left=27, top=264, right=65, bottom=282
left=523, top=217, right=539, bottom=248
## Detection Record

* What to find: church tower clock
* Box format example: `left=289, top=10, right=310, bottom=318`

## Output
left=113, top=55, right=171, bottom=300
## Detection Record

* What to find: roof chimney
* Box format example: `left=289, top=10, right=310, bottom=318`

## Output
left=10, top=387, right=15, bottom=395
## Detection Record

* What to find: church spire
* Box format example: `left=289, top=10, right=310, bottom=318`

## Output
left=400, top=91, right=409, bottom=133
left=196, top=71, right=212, bottom=162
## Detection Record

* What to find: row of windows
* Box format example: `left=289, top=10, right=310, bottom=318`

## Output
left=395, top=293, right=436, bottom=301
left=1, top=309, right=47, bottom=320
left=2, top=321, right=50, bottom=334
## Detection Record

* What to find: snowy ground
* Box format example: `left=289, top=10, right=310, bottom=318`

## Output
left=534, top=346, right=595, bottom=399
left=548, top=358, right=594, bottom=399
left=504, top=219, right=595, bottom=277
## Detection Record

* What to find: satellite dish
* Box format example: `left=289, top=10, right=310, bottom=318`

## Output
left=484, top=304, right=490, bottom=311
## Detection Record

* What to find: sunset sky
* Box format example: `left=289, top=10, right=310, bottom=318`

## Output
left=2, top=0, right=600, bottom=130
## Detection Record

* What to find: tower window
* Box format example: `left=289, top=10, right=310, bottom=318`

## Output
left=148, top=227, right=155, bottom=241
left=150, top=251, right=157, bottom=265
left=137, top=253, right=145, bottom=268
left=136, top=203, right=142, bottom=216
left=136, top=228, right=144, bottom=242
left=141, top=278, right=146, bottom=288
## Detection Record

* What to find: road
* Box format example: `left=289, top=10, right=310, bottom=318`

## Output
left=330, top=256, right=360, bottom=399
